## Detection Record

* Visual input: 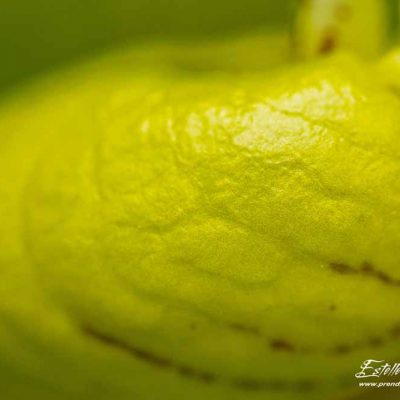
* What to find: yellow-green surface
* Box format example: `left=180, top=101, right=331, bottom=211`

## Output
left=0, top=34, right=400, bottom=399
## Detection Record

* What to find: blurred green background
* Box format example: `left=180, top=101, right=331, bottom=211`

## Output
left=0, top=0, right=298, bottom=94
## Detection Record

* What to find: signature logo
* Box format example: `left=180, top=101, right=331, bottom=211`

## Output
left=355, top=360, right=400, bottom=379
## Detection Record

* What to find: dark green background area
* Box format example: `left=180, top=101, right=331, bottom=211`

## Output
left=0, top=0, right=297, bottom=93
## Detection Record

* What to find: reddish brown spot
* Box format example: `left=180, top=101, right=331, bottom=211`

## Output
left=82, top=325, right=217, bottom=383
left=319, top=31, right=337, bottom=54
left=360, top=262, right=400, bottom=287
left=360, top=262, right=373, bottom=273
left=228, top=322, right=261, bottom=336
left=270, top=339, right=294, bottom=352
left=329, top=262, right=355, bottom=275
left=177, top=366, right=216, bottom=383
left=330, top=261, right=400, bottom=287
left=333, top=344, right=352, bottom=354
